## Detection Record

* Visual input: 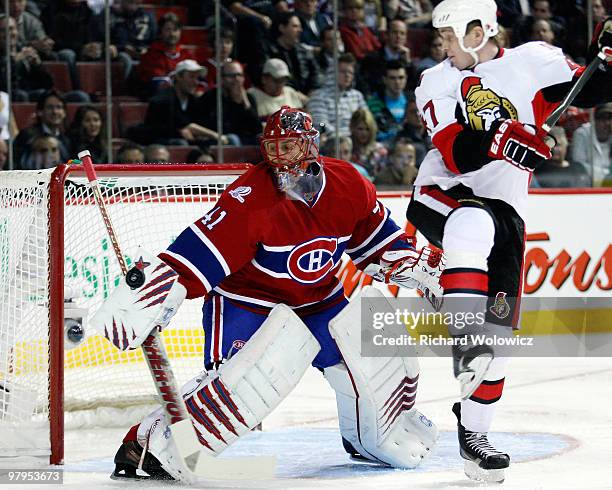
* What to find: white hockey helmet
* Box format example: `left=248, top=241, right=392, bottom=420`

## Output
left=433, top=0, right=499, bottom=62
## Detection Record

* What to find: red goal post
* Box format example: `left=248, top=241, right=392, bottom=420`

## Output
left=0, top=162, right=250, bottom=465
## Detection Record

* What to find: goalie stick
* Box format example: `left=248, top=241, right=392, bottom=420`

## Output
left=77, top=151, right=275, bottom=482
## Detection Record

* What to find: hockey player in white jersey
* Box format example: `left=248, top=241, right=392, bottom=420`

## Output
left=406, top=0, right=611, bottom=482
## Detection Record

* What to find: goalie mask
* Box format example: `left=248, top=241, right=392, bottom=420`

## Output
left=261, top=106, right=323, bottom=200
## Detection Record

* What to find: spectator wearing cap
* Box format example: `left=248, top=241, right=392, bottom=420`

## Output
left=143, top=60, right=228, bottom=146
left=136, top=13, right=191, bottom=97
left=570, top=103, right=611, bottom=186
left=307, top=52, right=367, bottom=137
left=265, top=11, right=321, bottom=94
left=339, top=0, right=381, bottom=61
left=359, top=18, right=412, bottom=95
left=248, top=58, right=308, bottom=121
left=199, top=60, right=262, bottom=146
left=294, top=0, right=332, bottom=52
left=535, top=126, right=591, bottom=188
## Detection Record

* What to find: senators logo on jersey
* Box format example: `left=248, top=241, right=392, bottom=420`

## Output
left=287, top=237, right=339, bottom=284
left=461, top=77, right=518, bottom=131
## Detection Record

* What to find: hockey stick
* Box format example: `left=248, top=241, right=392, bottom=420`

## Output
left=541, top=50, right=608, bottom=132
left=78, top=151, right=275, bottom=481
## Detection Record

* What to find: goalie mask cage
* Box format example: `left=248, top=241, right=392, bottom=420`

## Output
left=0, top=163, right=249, bottom=465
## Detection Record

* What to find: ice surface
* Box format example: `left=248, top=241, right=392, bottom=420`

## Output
left=26, top=357, right=612, bottom=488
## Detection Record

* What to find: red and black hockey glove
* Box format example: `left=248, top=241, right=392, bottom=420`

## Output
left=485, top=119, right=552, bottom=171
left=589, top=16, right=612, bottom=66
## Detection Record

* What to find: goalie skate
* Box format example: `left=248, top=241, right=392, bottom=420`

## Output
left=111, top=438, right=175, bottom=481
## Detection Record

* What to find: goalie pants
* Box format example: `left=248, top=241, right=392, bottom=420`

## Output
left=407, top=184, right=526, bottom=433
left=202, top=292, right=346, bottom=370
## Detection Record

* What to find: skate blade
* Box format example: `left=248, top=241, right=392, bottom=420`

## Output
left=458, top=354, right=493, bottom=400
left=464, top=460, right=505, bottom=483
left=110, top=467, right=177, bottom=482
left=348, top=454, right=387, bottom=466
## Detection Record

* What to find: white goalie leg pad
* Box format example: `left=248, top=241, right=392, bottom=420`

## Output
left=325, top=286, right=438, bottom=469
left=138, top=304, right=320, bottom=477
left=90, top=246, right=186, bottom=350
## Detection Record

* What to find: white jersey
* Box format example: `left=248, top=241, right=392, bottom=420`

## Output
left=415, top=42, right=579, bottom=219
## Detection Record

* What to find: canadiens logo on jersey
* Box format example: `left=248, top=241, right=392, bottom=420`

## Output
left=461, top=76, right=518, bottom=131
left=287, top=237, right=339, bottom=284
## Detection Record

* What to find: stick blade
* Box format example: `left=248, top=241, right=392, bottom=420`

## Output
left=169, top=419, right=277, bottom=480
left=169, top=419, right=202, bottom=471
left=195, top=454, right=277, bottom=480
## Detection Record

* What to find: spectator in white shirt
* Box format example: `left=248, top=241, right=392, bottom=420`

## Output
left=248, top=58, right=308, bottom=121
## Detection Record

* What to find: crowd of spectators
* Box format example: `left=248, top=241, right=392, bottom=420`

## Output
left=0, top=0, right=610, bottom=190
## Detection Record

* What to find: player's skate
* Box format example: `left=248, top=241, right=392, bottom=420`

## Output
left=111, top=426, right=175, bottom=481
left=452, top=337, right=494, bottom=399
left=453, top=402, right=509, bottom=483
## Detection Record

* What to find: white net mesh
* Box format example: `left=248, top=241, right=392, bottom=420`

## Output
left=0, top=170, right=52, bottom=458
left=0, top=165, right=241, bottom=458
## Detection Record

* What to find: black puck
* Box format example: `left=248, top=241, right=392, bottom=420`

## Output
left=64, top=319, right=85, bottom=348
left=126, top=267, right=146, bottom=288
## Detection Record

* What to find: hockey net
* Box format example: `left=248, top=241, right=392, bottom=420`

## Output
left=0, top=163, right=248, bottom=464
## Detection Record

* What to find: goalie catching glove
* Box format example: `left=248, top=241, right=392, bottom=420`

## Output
left=365, top=245, right=445, bottom=306
left=90, top=247, right=186, bottom=350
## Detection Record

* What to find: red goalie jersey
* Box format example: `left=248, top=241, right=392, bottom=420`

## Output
left=159, top=157, right=407, bottom=310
